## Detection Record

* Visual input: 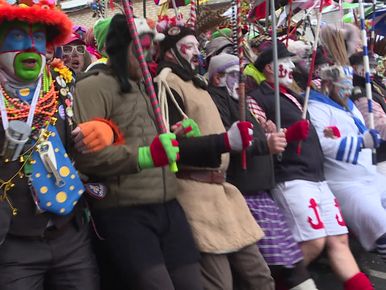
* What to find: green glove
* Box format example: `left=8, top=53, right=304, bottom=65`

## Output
left=172, top=118, right=201, bottom=138
left=138, top=133, right=180, bottom=169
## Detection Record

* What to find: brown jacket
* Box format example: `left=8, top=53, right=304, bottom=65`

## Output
left=73, top=69, right=178, bottom=209
left=164, top=70, right=264, bottom=253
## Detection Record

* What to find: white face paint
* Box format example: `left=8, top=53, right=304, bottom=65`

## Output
left=315, top=63, right=329, bottom=78
left=219, top=70, right=239, bottom=100
left=176, top=35, right=200, bottom=70
left=277, top=57, right=295, bottom=87
left=333, top=78, right=353, bottom=102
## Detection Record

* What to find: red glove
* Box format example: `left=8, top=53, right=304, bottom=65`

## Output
left=285, top=120, right=310, bottom=143
left=150, top=133, right=180, bottom=167
left=224, top=121, right=254, bottom=151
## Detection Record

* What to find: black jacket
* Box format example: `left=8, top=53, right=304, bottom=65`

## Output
left=208, top=85, right=275, bottom=193
left=248, top=82, right=325, bottom=183
left=0, top=70, right=83, bottom=240
left=352, top=74, right=386, bottom=163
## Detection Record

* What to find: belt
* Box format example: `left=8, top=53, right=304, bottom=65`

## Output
left=176, top=170, right=225, bottom=184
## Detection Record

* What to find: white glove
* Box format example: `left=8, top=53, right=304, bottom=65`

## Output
left=224, top=121, right=254, bottom=152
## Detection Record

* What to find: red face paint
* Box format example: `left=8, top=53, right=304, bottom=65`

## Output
left=279, top=64, right=288, bottom=78
left=179, top=44, right=188, bottom=55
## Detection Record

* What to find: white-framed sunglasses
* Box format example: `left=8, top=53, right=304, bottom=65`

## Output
left=61, top=45, right=86, bottom=55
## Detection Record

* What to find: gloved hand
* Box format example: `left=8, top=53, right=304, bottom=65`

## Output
left=363, top=129, right=381, bottom=149
left=285, top=120, right=310, bottom=143
left=224, top=121, right=253, bottom=152
left=138, top=133, right=180, bottom=169
left=72, top=120, right=114, bottom=153
left=171, top=118, right=201, bottom=138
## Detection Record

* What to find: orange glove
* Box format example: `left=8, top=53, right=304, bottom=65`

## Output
left=72, top=120, right=114, bottom=153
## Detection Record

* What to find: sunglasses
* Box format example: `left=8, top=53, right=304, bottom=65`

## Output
left=61, top=45, right=86, bottom=55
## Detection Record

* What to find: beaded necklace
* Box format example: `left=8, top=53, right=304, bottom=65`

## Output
left=0, top=70, right=58, bottom=136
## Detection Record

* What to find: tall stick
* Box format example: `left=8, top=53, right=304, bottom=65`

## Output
left=237, top=0, right=247, bottom=169
left=286, top=0, right=293, bottom=47
left=301, top=2, right=323, bottom=119
left=369, top=0, right=376, bottom=53
left=297, top=0, right=323, bottom=155
left=359, top=0, right=376, bottom=164
left=187, top=0, right=197, bottom=28
left=231, top=0, right=238, bottom=55
left=121, top=0, right=178, bottom=172
left=358, top=0, right=374, bottom=130
left=270, top=0, right=281, bottom=136
left=143, top=0, right=146, bottom=18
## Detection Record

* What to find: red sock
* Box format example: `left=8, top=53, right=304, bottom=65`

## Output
left=344, top=272, right=374, bottom=290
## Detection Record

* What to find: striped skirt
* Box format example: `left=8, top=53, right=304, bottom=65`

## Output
left=245, top=192, right=303, bottom=268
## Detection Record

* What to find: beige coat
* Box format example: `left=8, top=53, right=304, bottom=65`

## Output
left=165, top=70, right=264, bottom=253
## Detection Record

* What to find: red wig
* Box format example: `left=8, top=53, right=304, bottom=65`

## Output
left=0, top=0, right=73, bottom=46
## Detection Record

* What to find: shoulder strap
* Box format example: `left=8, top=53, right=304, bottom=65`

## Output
left=154, top=68, right=188, bottom=130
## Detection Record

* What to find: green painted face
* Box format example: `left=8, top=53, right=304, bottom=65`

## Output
left=14, top=52, right=43, bottom=82
left=0, top=21, right=46, bottom=82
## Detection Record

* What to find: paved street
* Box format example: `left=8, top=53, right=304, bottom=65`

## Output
left=310, top=239, right=386, bottom=289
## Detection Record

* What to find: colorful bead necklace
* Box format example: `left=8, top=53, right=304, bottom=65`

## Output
left=0, top=71, right=58, bottom=134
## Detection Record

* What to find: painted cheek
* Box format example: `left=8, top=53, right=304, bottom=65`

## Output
left=278, top=64, right=287, bottom=78
left=179, top=44, right=188, bottom=55
left=0, top=30, right=32, bottom=53
left=32, top=35, right=46, bottom=54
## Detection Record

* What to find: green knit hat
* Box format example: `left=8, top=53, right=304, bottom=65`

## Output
left=211, top=28, right=232, bottom=40
left=94, top=17, right=112, bottom=53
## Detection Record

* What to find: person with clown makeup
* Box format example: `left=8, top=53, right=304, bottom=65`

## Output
left=207, top=53, right=322, bottom=290
left=308, top=65, right=386, bottom=266
left=0, top=0, right=117, bottom=289
left=248, top=42, right=374, bottom=290
left=72, top=14, right=204, bottom=290
left=156, top=26, right=274, bottom=290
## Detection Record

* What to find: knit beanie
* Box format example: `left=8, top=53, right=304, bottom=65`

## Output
left=208, top=54, right=239, bottom=80
left=94, top=17, right=112, bottom=53
left=160, top=26, right=195, bottom=56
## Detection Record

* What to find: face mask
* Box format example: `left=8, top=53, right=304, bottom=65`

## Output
left=220, top=71, right=239, bottom=100
left=176, top=35, right=200, bottom=71
left=0, top=21, right=46, bottom=82
left=277, top=58, right=295, bottom=87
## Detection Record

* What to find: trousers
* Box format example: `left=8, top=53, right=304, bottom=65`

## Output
left=0, top=221, right=99, bottom=290
left=200, top=244, right=275, bottom=290
left=93, top=199, right=203, bottom=290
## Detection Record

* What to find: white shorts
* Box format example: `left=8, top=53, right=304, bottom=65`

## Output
left=272, top=180, right=348, bottom=242
left=328, top=173, right=386, bottom=251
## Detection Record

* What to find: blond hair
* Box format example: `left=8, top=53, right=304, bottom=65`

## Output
left=320, top=25, right=349, bottom=66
